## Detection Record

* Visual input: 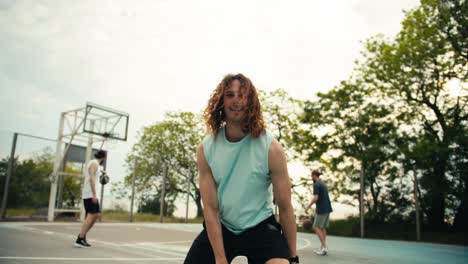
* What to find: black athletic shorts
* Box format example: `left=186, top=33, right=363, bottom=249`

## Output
left=83, top=198, right=100, bottom=214
left=184, top=215, right=290, bottom=264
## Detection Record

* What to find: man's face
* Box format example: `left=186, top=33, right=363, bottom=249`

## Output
left=311, top=174, right=318, bottom=183
left=223, top=79, right=248, bottom=125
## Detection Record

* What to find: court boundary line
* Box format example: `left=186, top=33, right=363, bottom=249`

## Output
left=1, top=223, right=189, bottom=258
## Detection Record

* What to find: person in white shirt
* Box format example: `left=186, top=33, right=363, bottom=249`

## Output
left=74, top=150, right=106, bottom=248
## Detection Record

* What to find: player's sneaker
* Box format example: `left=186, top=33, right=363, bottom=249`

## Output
left=315, top=247, right=327, bottom=255
left=74, top=236, right=90, bottom=248
left=82, top=238, right=91, bottom=247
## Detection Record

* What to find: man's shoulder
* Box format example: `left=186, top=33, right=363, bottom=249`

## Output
left=202, top=132, right=217, bottom=146
left=258, top=129, right=273, bottom=140
left=260, top=130, right=275, bottom=146
left=88, top=159, right=99, bottom=166
left=266, top=138, right=285, bottom=163
left=200, top=132, right=221, bottom=164
left=268, top=138, right=281, bottom=150
left=314, top=180, right=325, bottom=189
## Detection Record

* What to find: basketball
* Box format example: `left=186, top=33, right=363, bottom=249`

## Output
left=302, top=219, right=313, bottom=231
left=99, top=173, right=110, bottom=185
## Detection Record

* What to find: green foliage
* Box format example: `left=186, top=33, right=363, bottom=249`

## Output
left=295, top=0, right=467, bottom=228
left=296, top=78, right=407, bottom=221
left=0, top=149, right=53, bottom=209
left=360, top=0, right=467, bottom=228
left=259, top=89, right=311, bottom=209
left=0, top=147, right=81, bottom=212
left=259, top=89, right=303, bottom=160
left=138, top=192, right=176, bottom=216
left=114, top=111, right=205, bottom=217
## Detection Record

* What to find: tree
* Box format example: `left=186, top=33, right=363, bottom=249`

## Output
left=138, top=192, right=176, bottom=216
left=361, top=0, right=467, bottom=228
left=259, top=89, right=303, bottom=160
left=119, top=112, right=205, bottom=217
left=295, top=78, right=412, bottom=222
left=259, top=89, right=310, bottom=210
left=0, top=148, right=79, bottom=210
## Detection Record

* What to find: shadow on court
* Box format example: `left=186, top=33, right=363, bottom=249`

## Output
left=0, top=222, right=467, bottom=264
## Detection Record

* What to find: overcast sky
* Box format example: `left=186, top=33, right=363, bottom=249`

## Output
left=0, top=0, right=421, bottom=217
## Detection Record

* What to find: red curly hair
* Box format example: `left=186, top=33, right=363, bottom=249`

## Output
left=203, top=73, right=266, bottom=138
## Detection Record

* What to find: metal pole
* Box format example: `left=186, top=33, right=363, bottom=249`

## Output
left=160, top=165, right=167, bottom=223
left=0, top=133, right=18, bottom=220
left=56, top=158, right=67, bottom=208
left=99, top=180, right=104, bottom=222
left=129, top=159, right=137, bottom=222
left=360, top=164, right=365, bottom=238
left=48, top=113, right=66, bottom=222
left=413, top=164, right=421, bottom=241
left=99, top=157, right=108, bottom=222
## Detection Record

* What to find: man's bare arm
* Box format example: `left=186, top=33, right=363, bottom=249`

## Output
left=197, top=144, right=228, bottom=264
left=305, top=194, right=319, bottom=213
left=269, top=140, right=297, bottom=259
left=88, top=162, right=98, bottom=201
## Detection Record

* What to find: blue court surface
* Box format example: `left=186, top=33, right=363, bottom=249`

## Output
left=1, top=222, right=467, bottom=264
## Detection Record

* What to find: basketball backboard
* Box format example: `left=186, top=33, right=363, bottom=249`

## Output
left=83, top=102, right=129, bottom=141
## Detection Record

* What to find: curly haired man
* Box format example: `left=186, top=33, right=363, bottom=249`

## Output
left=184, top=74, right=298, bottom=264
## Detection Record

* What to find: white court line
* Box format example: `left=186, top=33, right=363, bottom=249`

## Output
left=297, top=237, right=311, bottom=251
left=2, top=223, right=310, bottom=258
left=120, top=242, right=187, bottom=257
left=52, top=228, right=188, bottom=257
left=0, top=222, right=197, bottom=228
left=0, top=257, right=183, bottom=261
left=141, top=224, right=200, bottom=233
left=2, top=224, right=176, bottom=258
left=59, top=233, right=187, bottom=258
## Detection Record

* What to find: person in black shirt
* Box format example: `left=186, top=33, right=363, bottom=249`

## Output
left=305, top=170, right=332, bottom=255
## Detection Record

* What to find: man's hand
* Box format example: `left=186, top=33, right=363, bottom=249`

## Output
left=92, top=196, right=98, bottom=204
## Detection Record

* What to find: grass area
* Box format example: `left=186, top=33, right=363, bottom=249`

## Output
left=5, top=208, right=37, bottom=217
left=102, top=209, right=204, bottom=223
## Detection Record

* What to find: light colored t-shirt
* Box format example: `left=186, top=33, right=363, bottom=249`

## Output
left=202, top=126, right=274, bottom=234
left=82, top=159, right=99, bottom=199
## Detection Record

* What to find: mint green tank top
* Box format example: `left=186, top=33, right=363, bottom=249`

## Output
left=202, top=126, right=274, bottom=234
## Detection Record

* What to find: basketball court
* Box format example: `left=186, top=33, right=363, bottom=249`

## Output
left=1, top=221, right=467, bottom=264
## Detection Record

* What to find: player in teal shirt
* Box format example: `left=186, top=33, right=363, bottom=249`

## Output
left=184, top=74, right=298, bottom=264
